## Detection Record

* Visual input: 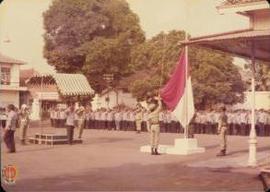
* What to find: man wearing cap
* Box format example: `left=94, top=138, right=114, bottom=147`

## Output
left=217, top=107, right=228, bottom=156
left=76, top=105, right=85, bottom=139
left=3, top=104, right=17, bottom=152
left=18, top=104, right=30, bottom=145
left=135, top=104, right=143, bottom=133
left=65, top=103, right=76, bottom=144
left=147, top=95, right=162, bottom=155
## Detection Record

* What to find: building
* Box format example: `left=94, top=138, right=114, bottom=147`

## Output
left=0, top=52, right=27, bottom=108
left=19, top=68, right=39, bottom=106
left=26, top=73, right=94, bottom=120
left=91, top=89, right=137, bottom=110
left=184, top=0, right=270, bottom=166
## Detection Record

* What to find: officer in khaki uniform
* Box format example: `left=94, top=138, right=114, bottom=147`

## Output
left=135, top=103, right=143, bottom=133
left=217, top=107, right=228, bottom=156
left=19, top=104, right=30, bottom=145
left=76, top=106, right=85, bottom=139
left=147, top=95, right=162, bottom=155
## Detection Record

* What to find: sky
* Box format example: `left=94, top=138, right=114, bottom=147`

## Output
left=0, top=0, right=249, bottom=73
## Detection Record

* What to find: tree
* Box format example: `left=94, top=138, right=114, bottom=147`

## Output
left=243, top=61, right=270, bottom=91
left=43, top=0, right=145, bottom=92
left=128, top=30, right=246, bottom=110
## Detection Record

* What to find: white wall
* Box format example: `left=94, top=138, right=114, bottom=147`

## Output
left=10, top=64, right=20, bottom=87
left=92, top=90, right=137, bottom=110
left=232, top=91, right=270, bottom=110
left=0, top=90, right=19, bottom=108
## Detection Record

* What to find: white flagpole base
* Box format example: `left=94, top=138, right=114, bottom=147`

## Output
left=140, top=138, right=205, bottom=155
left=166, top=138, right=205, bottom=155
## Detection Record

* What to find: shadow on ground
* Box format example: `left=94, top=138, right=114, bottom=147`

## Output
left=227, top=146, right=270, bottom=156
left=3, top=162, right=263, bottom=191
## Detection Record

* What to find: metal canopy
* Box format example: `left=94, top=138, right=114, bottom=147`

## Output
left=182, top=29, right=270, bottom=62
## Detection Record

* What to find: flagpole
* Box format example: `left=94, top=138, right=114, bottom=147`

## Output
left=184, top=32, right=188, bottom=139
left=160, top=34, right=166, bottom=88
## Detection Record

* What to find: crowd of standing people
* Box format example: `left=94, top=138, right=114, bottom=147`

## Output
left=48, top=105, right=270, bottom=137
left=1, top=102, right=270, bottom=153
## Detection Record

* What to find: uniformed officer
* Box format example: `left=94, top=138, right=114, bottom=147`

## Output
left=135, top=104, right=143, bottom=133
left=148, top=95, right=162, bottom=155
left=142, top=108, right=149, bottom=132
left=76, top=106, right=85, bottom=139
left=106, top=109, right=114, bottom=130
left=114, top=108, right=121, bottom=131
left=129, top=109, right=136, bottom=131
left=18, top=104, right=30, bottom=145
left=65, top=103, right=76, bottom=145
left=85, top=107, right=90, bottom=129
left=4, top=104, right=18, bottom=152
left=257, top=109, right=267, bottom=136
left=59, top=108, right=67, bottom=128
left=217, top=107, right=228, bottom=157
left=122, top=109, right=128, bottom=131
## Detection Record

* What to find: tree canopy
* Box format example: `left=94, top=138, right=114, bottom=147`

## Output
left=43, top=0, right=145, bottom=92
left=128, top=30, right=246, bottom=110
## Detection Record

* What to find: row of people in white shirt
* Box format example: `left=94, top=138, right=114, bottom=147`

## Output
left=48, top=107, right=270, bottom=136
left=194, top=110, right=270, bottom=125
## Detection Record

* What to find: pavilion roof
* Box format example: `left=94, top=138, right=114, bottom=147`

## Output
left=26, top=73, right=94, bottom=96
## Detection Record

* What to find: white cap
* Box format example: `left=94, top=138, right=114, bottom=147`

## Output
left=21, top=104, right=28, bottom=109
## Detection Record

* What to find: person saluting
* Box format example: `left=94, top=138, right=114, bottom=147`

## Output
left=147, top=94, right=162, bottom=155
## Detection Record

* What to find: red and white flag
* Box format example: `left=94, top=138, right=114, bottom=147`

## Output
left=160, top=49, right=195, bottom=127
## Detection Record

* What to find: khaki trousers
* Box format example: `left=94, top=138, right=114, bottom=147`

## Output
left=219, top=126, right=227, bottom=151
left=136, top=121, right=142, bottom=131
left=20, top=120, right=28, bottom=142
left=78, top=120, right=85, bottom=138
left=150, top=124, right=160, bottom=149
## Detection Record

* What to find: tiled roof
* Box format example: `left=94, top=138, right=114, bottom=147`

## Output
left=0, top=52, right=25, bottom=64
left=222, top=0, right=267, bottom=6
left=53, top=73, right=94, bottom=96
left=20, top=68, right=39, bottom=86
left=27, top=73, right=94, bottom=96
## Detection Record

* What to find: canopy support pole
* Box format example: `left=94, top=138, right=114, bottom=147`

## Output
left=248, top=40, right=257, bottom=167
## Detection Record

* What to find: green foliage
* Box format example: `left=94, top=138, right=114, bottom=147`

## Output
left=43, top=0, right=145, bottom=92
left=128, top=30, right=246, bottom=110
left=244, top=61, right=270, bottom=91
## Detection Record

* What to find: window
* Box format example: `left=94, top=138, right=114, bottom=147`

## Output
left=1, top=66, right=11, bottom=85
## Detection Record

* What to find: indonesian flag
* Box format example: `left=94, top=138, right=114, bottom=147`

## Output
left=160, top=49, right=195, bottom=128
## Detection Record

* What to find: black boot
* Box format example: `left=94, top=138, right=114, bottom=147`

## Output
left=216, top=149, right=226, bottom=157
left=154, top=148, right=160, bottom=155
left=151, top=148, right=155, bottom=155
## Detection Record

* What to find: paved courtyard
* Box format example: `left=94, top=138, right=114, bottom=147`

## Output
left=1, top=127, right=270, bottom=191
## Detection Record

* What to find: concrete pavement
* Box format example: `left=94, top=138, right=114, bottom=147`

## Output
left=1, top=127, right=269, bottom=191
